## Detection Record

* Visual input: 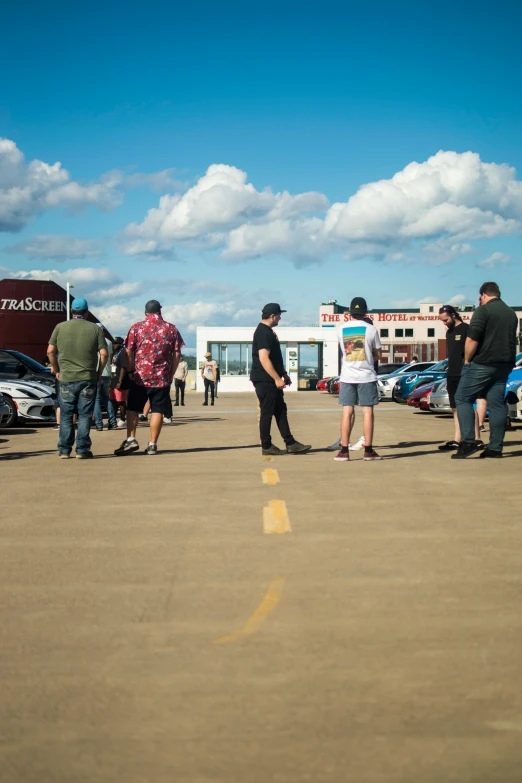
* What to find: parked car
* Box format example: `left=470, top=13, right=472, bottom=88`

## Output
left=0, top=391, right=10, bottom=422
left=378, top=361, right=437, bottom=400
left=429, top=378, right=452, bottom=414
left=506, top=380, right=522, bottom=423
left=0, top=380, right=57, bottom=428
left=376, top=363, right=407, bottom=375
left=406, top=382, right=434, bottom=411
left=317, top=377, right=333, bottom=392
left=330, top=377, right=340, bottom=394
left=0, top=350, right=55, bottom=389
left=393, top=360, right=449, bottom=403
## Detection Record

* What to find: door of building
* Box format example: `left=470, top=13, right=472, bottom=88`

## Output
left=297, top=342, right=323, bottom=390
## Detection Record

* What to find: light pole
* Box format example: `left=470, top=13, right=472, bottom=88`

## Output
left=66, top=283, right=74, bottom=320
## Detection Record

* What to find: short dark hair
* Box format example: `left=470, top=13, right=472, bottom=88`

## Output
left=479, top=281, right=501, bottom=298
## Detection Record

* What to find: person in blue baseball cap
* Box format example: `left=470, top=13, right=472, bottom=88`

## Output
left=47, top=296, right=109, bottom=459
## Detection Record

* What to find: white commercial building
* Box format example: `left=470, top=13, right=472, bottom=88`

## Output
left=196, top=300, right=522, bottom=393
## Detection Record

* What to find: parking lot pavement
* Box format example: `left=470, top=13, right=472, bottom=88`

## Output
left=1, top=392, right=522, bottom=783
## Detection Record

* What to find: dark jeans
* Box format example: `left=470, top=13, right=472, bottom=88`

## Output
left=165, top=385, right=173, bottom=417
left=254, top=382, right=295, bottom=449
left=175, top=378, right=186, bottom=404
left=204, top=378, right=215, bottom=403
left=58, top=381, right=97, bottom=455
left=455, top=362, right=511, bottom=452
left=94, top=377, right=116, bottom=428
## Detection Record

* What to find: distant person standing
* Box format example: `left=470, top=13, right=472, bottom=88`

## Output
left=214, top=362, right=221, bottom=398
left=201, top=351, right=217, bottom=406
left=114, top=300, right=184, bottom=456
left=47, top=297, right=108, bottom=459
left=94, top=323, right=117, bottom=431
left=454, top=282, right=518, bottom=459
left=334, top=297, right=382, bottom=462
left=174, top=355, right=189, bottom=406
left=250, top=303, right=311, bottom=455
left=109, top=337, right=129, bottom=427
left=437, top=305, right=483, bottom=452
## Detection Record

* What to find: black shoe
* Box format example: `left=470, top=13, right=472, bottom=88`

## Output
left=181, top=402, right=185, bottom=406
left=262, top=445, right=286, bottom=456
left=144, top=443, right=158, bottom=455
left=451, top=441, right=482, bottom=459
left=174, top=402, right=179, bottom=406
left=202, top=402, right=208, bottom=406
left=479, top=448, right=502, bottom=458
left=95, top=426, right=104, bottom=431
left=286, top=442, right=312, bottom=454
left=114, top=438, right=140, bottom=456
left=211, top=401, right=214, bottom=406
left=438, top=440, right=460, bottom=451
left=76, top=451, right=94, bottom=459
left=107, top=423, right=118, bottom=430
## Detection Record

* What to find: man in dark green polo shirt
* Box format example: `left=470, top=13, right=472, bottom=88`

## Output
left=453, top=282, right=517, bottom=459
left=47, top=297, right=108, bottom=459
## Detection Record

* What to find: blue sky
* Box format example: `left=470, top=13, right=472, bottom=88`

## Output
left=1, top=0, right=521, bottom=348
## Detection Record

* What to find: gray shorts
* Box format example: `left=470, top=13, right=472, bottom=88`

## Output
left=339, top=381, right=379, bottom=407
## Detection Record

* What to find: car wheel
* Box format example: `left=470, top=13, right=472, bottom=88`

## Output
left=0, top=395, right=18, bottom=428
left=391, top=385, right=401, bottom=402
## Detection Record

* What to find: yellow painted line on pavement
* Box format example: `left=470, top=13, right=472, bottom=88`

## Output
left=263, top=499, right=292, bottom=534
left=261, top=468, right=280, bottom=485
left=214, top=578, right=285, bottom=645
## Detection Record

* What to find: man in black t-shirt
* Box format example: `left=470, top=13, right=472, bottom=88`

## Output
left=250, top=303, right=311, bottom=456
left=453, top=282, right=518, bottom=459
left=438, top=305, right=483, bottom=452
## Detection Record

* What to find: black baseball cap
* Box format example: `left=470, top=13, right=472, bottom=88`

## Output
left=262, top=302, right=287, bottom=317
left=113, top=336, right=124, bottom=345
left=349, top=297, right=368, bottom=315
left=145, top=299, right=162, bottom=314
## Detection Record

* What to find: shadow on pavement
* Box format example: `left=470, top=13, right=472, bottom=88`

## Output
left=380, top=440, right=442, bottom=449
left=0, top=428, right=38, bottom=435
left=93, top=444, right=260, bottom=459
left=0, top=449, right=56, bottom=461
left=383, top=448, right=440, bottom=460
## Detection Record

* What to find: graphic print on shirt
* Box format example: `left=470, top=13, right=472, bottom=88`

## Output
left=342, top=327, right=367, bottom=362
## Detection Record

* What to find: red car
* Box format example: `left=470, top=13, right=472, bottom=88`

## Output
left=316, top=377, right=333, bottom=392
left=406, top=382, right=434, bottom=411
left=330, top=377, right=340, bottom=394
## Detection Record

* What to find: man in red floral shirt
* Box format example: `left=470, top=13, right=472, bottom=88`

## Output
left=114, top=300, right=184, bottom=456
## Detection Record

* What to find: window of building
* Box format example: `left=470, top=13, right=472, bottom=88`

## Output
left=380, top=329, right=389, bottom=338
left=405, top=328, right=414, bottom=337
left=427, top=328, right=435, bottom=337
left=429, top=306, right=434, bottom=313
left=395, top=329, right=404, bottom=337
left=207, top=342, right=287, bottom=375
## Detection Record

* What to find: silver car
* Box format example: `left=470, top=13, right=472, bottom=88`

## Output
left=429, top=378, right=452, bottom=414
left=378, top=361, right=437, bottom=400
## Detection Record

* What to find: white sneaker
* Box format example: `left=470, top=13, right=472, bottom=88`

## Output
left=349, top=436, right=365, bottom=451
left=163, top=417, right=172, bottom=424
left=116, top=419, right=126, bottom=428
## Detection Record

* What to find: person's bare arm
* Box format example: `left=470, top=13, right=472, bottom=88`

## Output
left=464, top=337, right=479, bottom=364
left=170, top=351, right=181, bottom=384
left=97, top=349, right=108, bottom=382
left=372, top=348, right=383, bottom=361
left=47, top=344, right=60, bottom=379
left=259, top=349, right=285, bottom=389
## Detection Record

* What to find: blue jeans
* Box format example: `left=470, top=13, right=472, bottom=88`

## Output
left=94, top=377, right=116, bottom=428
left=58, top=381, right=97, bottom=455
left=455, top=362, right=511, bottom=452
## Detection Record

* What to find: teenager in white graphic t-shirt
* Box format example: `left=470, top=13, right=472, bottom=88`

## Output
left=334, top=297, right=382, bottom=462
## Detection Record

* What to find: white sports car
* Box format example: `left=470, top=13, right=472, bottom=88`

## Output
left=0, top=380, right=57, bottom=428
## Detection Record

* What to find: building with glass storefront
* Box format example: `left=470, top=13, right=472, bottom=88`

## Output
left=196, top=326, right=338, bottom=392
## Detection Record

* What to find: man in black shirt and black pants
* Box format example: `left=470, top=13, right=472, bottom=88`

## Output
left=453, top=281, right=518, bottom=459
left=438, top=305, right=483, bottom=452
left=250, top=303, right=311, bottom=456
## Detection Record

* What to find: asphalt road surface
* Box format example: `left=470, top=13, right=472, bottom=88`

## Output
left=1, top=392, right=522, bottom=783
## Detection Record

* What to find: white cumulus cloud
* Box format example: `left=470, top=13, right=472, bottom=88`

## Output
left=0, top=138, right=122, bottom=232
left=121, top=151, right=522, bottom=266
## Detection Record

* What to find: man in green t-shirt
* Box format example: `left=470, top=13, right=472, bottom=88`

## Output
left=47, top=297, right=108, bottom=459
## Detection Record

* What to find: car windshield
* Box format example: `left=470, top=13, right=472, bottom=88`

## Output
left=6, top=350, right=50, bottom=372
left=422, top=359, right=448, bottom=373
